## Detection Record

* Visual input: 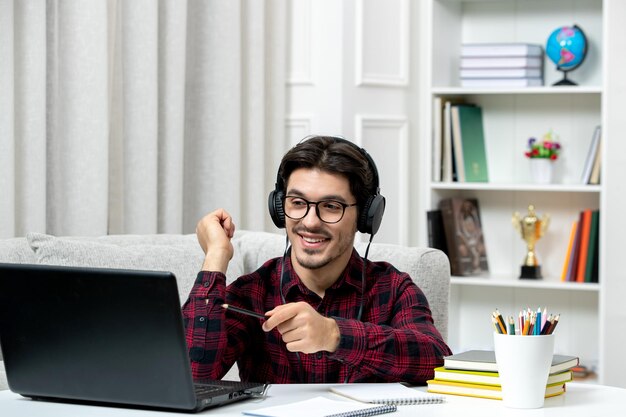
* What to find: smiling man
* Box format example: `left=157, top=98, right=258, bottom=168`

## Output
left=182, top=136, right=451, bottom=384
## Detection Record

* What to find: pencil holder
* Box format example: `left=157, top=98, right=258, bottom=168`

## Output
left=493, top=333, right=555, bottom=409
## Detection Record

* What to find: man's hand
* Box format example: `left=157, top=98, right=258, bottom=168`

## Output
left=196, top=209, right=236, bottom=273
left=262, top=302, right=340, bottom=354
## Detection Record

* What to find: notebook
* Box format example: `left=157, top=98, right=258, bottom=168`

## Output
left=243, top=396, right=397, bottom=417
left=330, top=383, right=444, bottom=405
left=0, top=262, right=265, bottom=412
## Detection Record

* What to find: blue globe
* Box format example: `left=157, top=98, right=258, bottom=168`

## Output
left=546, top=25, right=587, bottom=71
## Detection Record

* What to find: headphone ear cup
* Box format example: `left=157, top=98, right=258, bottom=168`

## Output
left=358, top=195, right=386, bottom=235
left=357, top=197, right=373, bottom=234
left=268, top=190, right=286, bottom=228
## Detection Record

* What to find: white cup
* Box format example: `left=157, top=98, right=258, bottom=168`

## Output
left=493, top=333, right=555, bottom=409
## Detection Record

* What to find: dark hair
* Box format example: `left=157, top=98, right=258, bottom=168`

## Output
left=277, top=136, right=376, bottom=208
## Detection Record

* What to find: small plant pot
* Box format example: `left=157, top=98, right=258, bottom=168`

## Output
left=529, top=159, right=554, bottom=184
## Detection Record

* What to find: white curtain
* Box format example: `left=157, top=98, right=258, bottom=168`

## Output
left=0, top=0, right=287, bottom=238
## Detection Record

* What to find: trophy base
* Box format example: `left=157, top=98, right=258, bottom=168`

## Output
left=520, top=265, right=542, bottom=279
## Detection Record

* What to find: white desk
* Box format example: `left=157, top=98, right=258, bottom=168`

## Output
left=1, top=383, right=625, bottom=416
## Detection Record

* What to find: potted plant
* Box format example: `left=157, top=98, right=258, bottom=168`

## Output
left=525, top=131, right=561, bottom=183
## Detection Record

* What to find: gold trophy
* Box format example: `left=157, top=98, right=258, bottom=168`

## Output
left=512, top=205, right=550, bottom=279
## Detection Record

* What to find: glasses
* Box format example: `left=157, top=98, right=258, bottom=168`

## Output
left=283, top=196, right=357, bottom=224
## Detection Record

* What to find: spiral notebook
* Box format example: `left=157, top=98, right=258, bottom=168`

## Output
left=330, top=383, right=445, bottom=405
left=242, top=396, right=396, bottom=417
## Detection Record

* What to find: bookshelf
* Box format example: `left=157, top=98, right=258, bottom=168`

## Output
left=419, top=0, right=626, bottom=386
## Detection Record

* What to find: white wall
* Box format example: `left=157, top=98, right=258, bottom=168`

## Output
left=286, top=0, right=423, bottom=246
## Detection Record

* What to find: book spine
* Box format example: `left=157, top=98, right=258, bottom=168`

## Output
left=461, top=44, right=543, bottom=57
left=426, top=209, right=449, bottom=254
left=561, top=221, right=578, bottom=282
left=584, top=210, right=600, bottom=282
left=450, top=105, right=466, bottom=182
left=580, top=126, right=601, bottom=184
left=576, top=210, right=593, bottom=282
left=458, top=105, right=488, bottom=182
left=432, top=97, right=443, bottom=182
left=567, top=218, right=583, bottom=282
left=438, top=198, right=461, bottom=276
left=589, top=136, right=602, bottom=184
left=460, top=68, right=542, bottom=78
left=460, top=56, right=543, bottom=69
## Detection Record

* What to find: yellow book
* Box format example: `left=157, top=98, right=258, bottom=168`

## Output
left=433, top=366, right=572, bottom=387
left=426, top=379, right=566, bottom=401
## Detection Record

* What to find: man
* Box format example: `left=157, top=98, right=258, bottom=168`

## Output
left=182, top=136, right=451, bottom=384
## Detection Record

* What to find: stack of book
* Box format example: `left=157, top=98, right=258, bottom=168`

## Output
left=460, top=43, right=544, bottom=88
left=427, top=350, right=578, bottom=400
left=431, top=98, right=489, bottom=183
left=561, top=209, right=600, bottom=283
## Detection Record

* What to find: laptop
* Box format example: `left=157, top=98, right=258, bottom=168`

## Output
left=0, top=263, right=265, bottom=412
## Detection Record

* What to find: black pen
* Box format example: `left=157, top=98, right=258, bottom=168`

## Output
left=221, top=303, right=267, bottom=319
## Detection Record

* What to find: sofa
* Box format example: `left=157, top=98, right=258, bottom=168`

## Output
left=0, top=230, right=450, bottom=391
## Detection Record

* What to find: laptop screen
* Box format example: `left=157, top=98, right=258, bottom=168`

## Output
left=0, top=263, right=204, bottom=410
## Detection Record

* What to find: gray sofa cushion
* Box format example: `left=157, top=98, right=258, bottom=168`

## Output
left=26, top=233, right=206, bottom=304
left=0, top=237, right=37, bottom=264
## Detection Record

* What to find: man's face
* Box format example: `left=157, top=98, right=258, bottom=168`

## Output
left=284, top=168, right=358, bottom=272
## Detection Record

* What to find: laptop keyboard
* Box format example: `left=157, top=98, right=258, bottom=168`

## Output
left=194, top=384, right=229, bottom=398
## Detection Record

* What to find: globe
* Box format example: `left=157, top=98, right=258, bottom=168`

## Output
left=546, top=25, right=588, bottom=86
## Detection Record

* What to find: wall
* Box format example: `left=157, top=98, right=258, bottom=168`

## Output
left=285, top=0, right=423, bottom=246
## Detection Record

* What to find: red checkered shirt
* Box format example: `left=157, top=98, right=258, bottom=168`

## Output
left=182, top=249, right=451, bottom=384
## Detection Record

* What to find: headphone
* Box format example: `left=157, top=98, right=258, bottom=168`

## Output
left=268, top=136, right=386, bottom=235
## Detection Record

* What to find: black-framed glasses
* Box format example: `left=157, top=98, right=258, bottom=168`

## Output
left=283, top=196, right=358, bottom=224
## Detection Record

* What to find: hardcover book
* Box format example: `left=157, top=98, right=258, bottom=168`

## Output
left=460, top=67, right=542, bottom=79
left=426, top=380, right=566, bottom=400
left=426, top=209, right=449, bottom=255
left=451, top=105, right=489, bottom=182
left=460, top=78, right=543, bottom=88
left=460, top=56, right=543, bottom=69
left=583, top=210, right=600, bottom=283
left=433, top=366, right=572, bottom=387
left=461, top=43, right=543, bottom=57
left=443, top=350, right=579, bottom=375
left=438, top=198, right=488, bottom=276
left=580, top=126, right=602, bottom=184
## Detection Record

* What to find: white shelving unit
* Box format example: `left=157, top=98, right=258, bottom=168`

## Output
left=418, top=0, right=621, bottom=384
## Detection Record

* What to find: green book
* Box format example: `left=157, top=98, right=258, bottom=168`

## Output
left=584, top=210, right=600, bottom=282
left=455, top=105, right=489, bottom=182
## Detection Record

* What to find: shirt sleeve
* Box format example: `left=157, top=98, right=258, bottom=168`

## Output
left=181, top=271, right=248, bottom=380
left=328, top=273, right=452, bottom=384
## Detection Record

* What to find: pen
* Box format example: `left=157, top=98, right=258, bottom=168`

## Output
left=222, top=303, right=267, bottom=319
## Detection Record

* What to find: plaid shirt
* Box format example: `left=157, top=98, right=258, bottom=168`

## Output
left=182, top=249, right=451, bottom=384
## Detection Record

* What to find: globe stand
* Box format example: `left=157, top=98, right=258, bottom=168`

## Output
left=553, top=70, right=577, bottom=86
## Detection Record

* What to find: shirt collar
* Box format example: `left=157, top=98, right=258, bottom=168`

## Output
left=281, top=248, right=365, bottom=300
